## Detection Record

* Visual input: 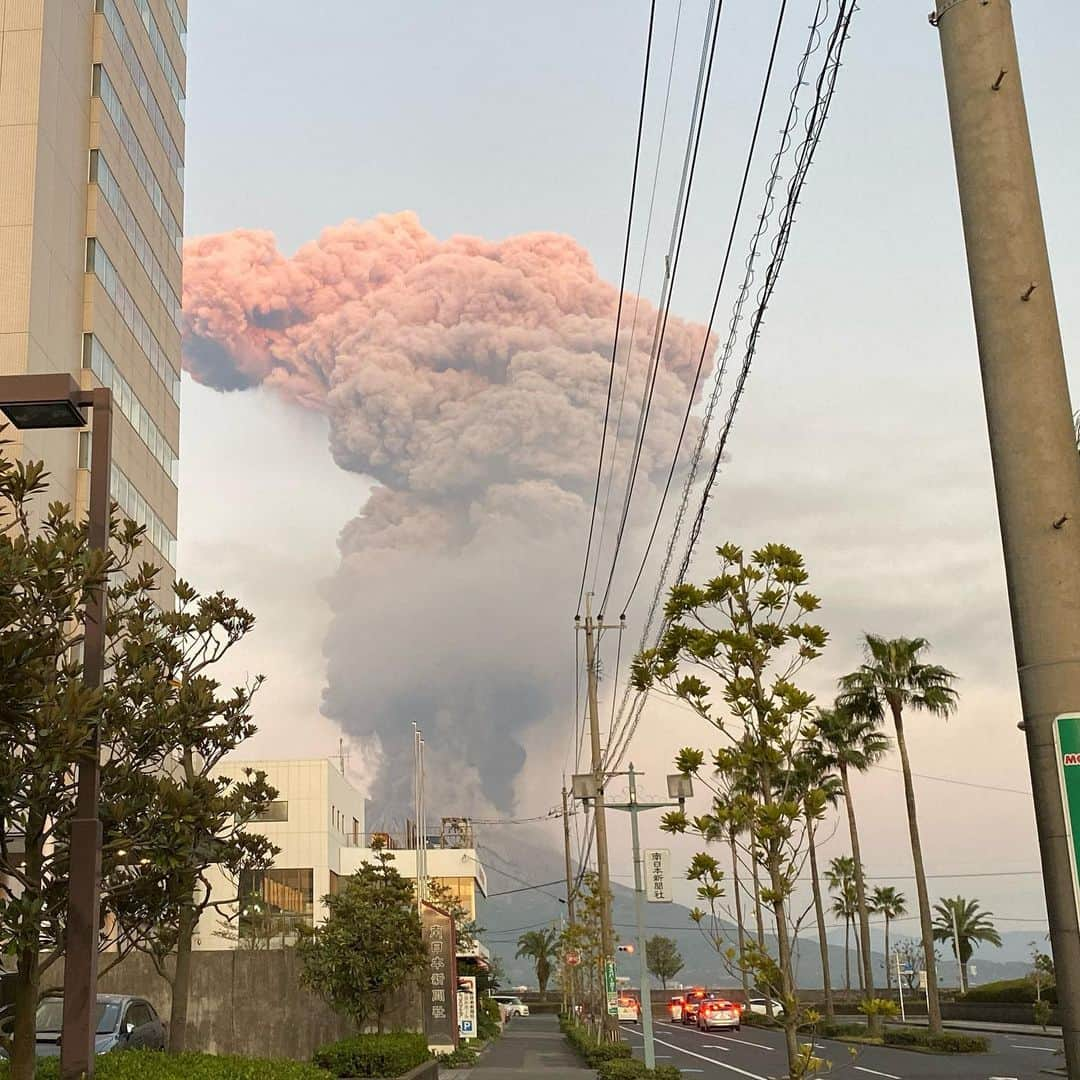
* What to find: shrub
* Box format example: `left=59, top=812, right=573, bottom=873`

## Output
left=961, top=978, right=1057, bottom=1005
left=858, top=998, right=899, bottom=1020
left=313, top=1032, right=432, bottom=1077
left=883, top=1027, right=989, bottom=1054
left=437, top=1044, right=481, bottom=1069
left=1033, top=1000, right=1053, bottom=1030
left=597, top=1060, right=681, bottom=1080
left=479, top=996, right=502, bottom=1040
left=0, top=1053, right=332, bottom=1080
left=812, top=1021, right=870, bottom=1039
left=561, top=1020, right=632, bottom=1066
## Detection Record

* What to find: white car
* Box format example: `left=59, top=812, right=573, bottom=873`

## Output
left=616, top=996, right=641, bottom=1023
left=697, top=998, right=741, bottom=1032
left=747, top=997, right=785, bottom=1017
left=492, top=995, right=530, bottom=1018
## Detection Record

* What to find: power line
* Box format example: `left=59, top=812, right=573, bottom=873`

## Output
left=486, top=879, right=567, bottom=898
left=874, top=764, right=1031, bottom=797
left=577, top=0, right=659, bottom=615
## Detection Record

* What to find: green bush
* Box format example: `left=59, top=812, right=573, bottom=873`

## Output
left=883, top=1027, right=989, bottom=1054
left=1033, top=1000, right=1053, bottom=1030
left=596, top=1060, right=681, bottom=1080
left=437, top=1044, right=481, bottom=1069
left=313, top=1032, right=432, bottom=1077
left=961, top=978, right=1056, bottom=1004
left=812, top=1021, right=870, bottom=1039
left=479, top=996, right=502, bottom=1040
left=561, top=1020, right=633, bottom=1067
left=0, top=1053, right=332, bottom=1080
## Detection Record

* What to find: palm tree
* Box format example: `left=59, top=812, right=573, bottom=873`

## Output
left=871, top=886, right=908, bottom=990
left=838, top=634, right=958, bottom=1034
left=815, top=705, right=891, bottom=1008
left=932, top=896, right=1002, bottom=993
left=827, top=855, right=858, bottom=996
left=793, top=743, right=843, bottom=1021
left=516, top=927, right=559, bottom=997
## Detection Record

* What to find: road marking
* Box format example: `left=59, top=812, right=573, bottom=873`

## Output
left=854, top=1068, right=901, bottom=1079
left=1012, top=1045, right=1056, bottom=1052
left=642, top=1034, right=770, bottom=1080
left=707, top=1033, right=774, bottom=1051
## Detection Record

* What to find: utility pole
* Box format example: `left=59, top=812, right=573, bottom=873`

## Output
left=562, top=785, right=578, bottom=1016
left=627, top=766, right=657, bottom=1071
left=951, top=905, right=964, bottom=993
left=934, top=1, right=1080, bottom=1074
left=578, top=593, right=619, bottom=1041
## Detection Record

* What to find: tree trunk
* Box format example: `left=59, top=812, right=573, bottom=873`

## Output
left=766, top=861, right=800, bottom=1076
left=805, top=815, right=834, bottom=1021
left=748, top=823, right=771, bottom=1019
left=10, top=945, right=40, bottom=1080
left=729, top=833, right=752, bottom=1008
left=168, top=900, right=198, bottom=1053
left=884, top=916, right=892, bottom=991
left=844, top=916, right=851, bottom=994
left=892, top=703, right=942, bottom=1034
left=840, top=764, right=876, bottom=1006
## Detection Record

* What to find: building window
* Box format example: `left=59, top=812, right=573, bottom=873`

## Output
left=352, top=818, right=360, bottom=845
left=254, top=800, right=288, bottom=823
left=238, top=868, right=314, bottom=945
left=130, top=0, right=185, bottom=115
left=329, top=870, right=342, bottom=896
left=110, top=462, right=178, bottom=564
left=78, top=431, right=91, bottom=470
left=93, top=65, right=183, bottom=255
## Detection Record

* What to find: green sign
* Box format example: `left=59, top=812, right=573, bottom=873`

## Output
left=1053, top=714, right=1080, bottom=920
left=604, top=960, right=617, bottom=994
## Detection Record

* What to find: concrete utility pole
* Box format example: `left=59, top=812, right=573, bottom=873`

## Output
left=562, top=785, right=578, bottom=1016
left=580, top=593, right=619, bottom=1041
left=934, top=1, right=1080, bottom=1073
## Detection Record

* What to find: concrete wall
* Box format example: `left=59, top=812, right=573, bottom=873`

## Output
left=50, top=950, right=421, bottom=1061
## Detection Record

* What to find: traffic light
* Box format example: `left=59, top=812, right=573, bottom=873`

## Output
left=617, top=943, right=635, bottom=954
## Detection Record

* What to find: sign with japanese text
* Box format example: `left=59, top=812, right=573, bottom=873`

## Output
left=457, top=975, right=477, bottom=1040
left=421, top=903, right=458, bottom=1050
left=1054, top=714, right=1080, bottom=925
left=644, top=848, right=672, bottom=903
left=605, top=959, right=618, bottom=1015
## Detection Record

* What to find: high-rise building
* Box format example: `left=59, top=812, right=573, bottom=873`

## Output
left=0, top=0, right=186, bottom=577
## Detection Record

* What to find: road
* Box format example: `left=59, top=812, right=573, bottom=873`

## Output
left=620, top=1017, right=1064, bottom=1080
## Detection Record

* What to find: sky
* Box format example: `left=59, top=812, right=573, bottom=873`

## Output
left=175, top=0, right=1080, bottom=954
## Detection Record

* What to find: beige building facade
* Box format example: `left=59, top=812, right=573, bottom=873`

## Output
left=0, top=0, right=186, bottom=573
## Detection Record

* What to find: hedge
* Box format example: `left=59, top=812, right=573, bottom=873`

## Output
left=313, top=1033, right=432, bottom=1078
left=812, top=1022, right=870, bottom=1039
left=437, top=1044, right=481, bottom=1069
left=883, top=1027, right=989, bottom=1054
left=0, top=1053, right=331, bottom=1080
left=961, top=978, right=1056, bottom=1005
left=561, top=1019, right=633, bottom=1067
left=597, top=1060, right=681, bottom=1080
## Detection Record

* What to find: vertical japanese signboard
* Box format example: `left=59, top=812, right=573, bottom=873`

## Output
left=457, top=975, right=477, bottom=1040
left=1053, top=714, right=1080, bottom=924
left=645, top=849, right=672, bottom=903
left=421, top=903, right=458, bottom=1050
left=605, top=959, right=619, bottom=1016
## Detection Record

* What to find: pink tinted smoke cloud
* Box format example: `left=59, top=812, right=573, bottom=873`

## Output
left=182, top=211, right=714, bottom=813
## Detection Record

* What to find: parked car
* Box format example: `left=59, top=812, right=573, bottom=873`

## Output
left=668, top=996, right=685, bottom=1022
left=697, top=997, right=741, bottom=1032
left=32, top=995, right=166, bottom=1057
left=747, top=997, right=785, bottom=1017
left=616, top=995, right=641, bottom=1023
left=491, top=994, right=530, bottom=1018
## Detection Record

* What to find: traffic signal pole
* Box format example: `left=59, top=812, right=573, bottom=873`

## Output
left=933, top=2, right=1080, bottom=1073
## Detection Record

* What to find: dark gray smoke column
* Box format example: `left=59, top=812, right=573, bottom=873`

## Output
left=182, top=212, right=713, bottom=817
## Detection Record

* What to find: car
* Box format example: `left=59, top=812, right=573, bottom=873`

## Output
left=697, top=998, right=741, bottom=1031
left=681, top=988, right=709, bottom=1025
left=616, top=995, right=641, bottom=1023
left=491, top=994, right=530, bottom=1018
left=668, top=996, right=685, bottom=1022
left=32, top=995, right=166, bottom=1057
left=747, top=997, right=785, bottom=1017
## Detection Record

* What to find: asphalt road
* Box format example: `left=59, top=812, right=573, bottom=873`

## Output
left=620, top=1017, right=1064, bottom=1080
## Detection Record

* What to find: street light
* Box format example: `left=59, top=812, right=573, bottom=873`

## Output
left=0, top=373, right=113, bottom=1080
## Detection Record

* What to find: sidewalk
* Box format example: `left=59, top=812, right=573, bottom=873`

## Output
left=460, top=1014, right=594, bottom=1079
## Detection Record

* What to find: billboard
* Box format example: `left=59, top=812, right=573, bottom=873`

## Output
left=645, top=848, right=672, bottom=903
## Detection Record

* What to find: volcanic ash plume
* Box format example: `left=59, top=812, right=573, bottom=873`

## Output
left=182, top=211, right=713, bottom=817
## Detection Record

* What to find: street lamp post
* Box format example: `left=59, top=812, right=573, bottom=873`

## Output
left=0, top=374, right=113, bottom=1080
left=574, top=765, right=692, bottom=1071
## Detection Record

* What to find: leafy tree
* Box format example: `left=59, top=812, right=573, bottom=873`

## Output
left=107, top=581, right=278, bottom=1052
left=791, top=744, right=842, bottom=1021
left=633, top=542, right=829, bottom=1076
left=826, top=857, right=858, bottom=996
left=870, top=887, right=907, bottom=990
left=891, top=938, right=923, bottom=991
left=932, top=896, right=1002, bottom=993
left=425, top=878, right=483, bottom=955
left=516, top=927, right=559, bottom=996
left=838, top=634, right=958, bottom=1034
left=815, top=704, right=890, bottom=1020
left=298, top=849, right=426, bottom=1032
left=645, top=936, right=684, bottom=989
left=1027, top=940, right=1055, bottom=1002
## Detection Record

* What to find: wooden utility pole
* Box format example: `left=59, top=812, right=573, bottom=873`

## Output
left=934, top=1, right=1080, bottom=1073
left=580, top=593, right=619, bottom=1041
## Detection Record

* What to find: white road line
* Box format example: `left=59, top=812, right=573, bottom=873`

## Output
left=706, top=1033, right=773, bottom=1051
left=644, top=1034, right=770, bottom=1080
left=854, top=1068, right=901, bottom=1080
left=1012, top=1045, right=1056, bottom=1052
left=702, top=1043, right=732, bottom=1052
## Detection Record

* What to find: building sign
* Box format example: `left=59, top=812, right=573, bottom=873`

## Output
left=645, top=848, right=672, bottom=903
left=1054, top=714, right=1080, bottom=924
left=457, top=975, right=477, bottom=1040
left=421, top=903, right=458, bottom=1050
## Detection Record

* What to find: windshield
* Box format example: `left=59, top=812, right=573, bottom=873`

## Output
left=36, top=1000, right=120, bottom=1036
